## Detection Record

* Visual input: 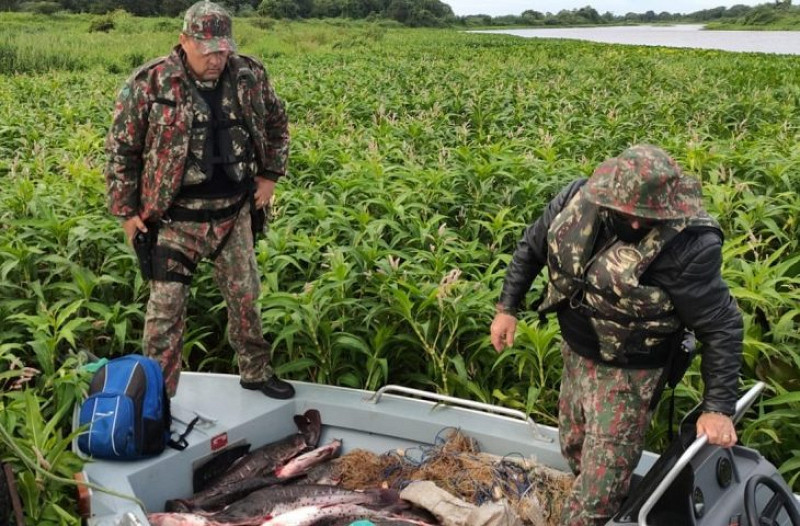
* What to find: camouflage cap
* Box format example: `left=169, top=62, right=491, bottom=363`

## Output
left=583, top=144, right=702, bottom=220
left=183, top=1, right=236, bottom=55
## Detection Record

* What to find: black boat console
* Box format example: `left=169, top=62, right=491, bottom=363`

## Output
left=608, top=382, right=800, bottom=526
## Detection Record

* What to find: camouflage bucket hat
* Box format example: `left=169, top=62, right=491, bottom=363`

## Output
left=583, top=144, right=702, bottom=220
left=183, top=1, right=236, bottom=54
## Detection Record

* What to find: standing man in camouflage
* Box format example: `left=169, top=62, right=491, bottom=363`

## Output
left=490, top=145, right=742, bottom=525
left=105, top=1, right=294, bottom=399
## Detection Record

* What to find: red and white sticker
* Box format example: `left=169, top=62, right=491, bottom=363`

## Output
left=210, top=432, right=228, bottom=451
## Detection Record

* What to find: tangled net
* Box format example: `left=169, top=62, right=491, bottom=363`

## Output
left=332, top=428, right=573, bottom=526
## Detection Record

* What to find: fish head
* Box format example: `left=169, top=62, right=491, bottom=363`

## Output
left=275, top=438, right=343, bottom=479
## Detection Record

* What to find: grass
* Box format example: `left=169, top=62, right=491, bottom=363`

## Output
left=0, top=12, right=799, bottom=522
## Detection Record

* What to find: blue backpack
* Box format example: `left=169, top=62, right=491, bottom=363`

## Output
left=78, top=355, right=172, bottom=460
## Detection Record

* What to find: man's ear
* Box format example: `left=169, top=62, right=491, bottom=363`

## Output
left=178, top=33, right=190, bottom=50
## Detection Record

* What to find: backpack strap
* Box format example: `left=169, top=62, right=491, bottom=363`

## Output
left=168, top=416, right=200, bottom=451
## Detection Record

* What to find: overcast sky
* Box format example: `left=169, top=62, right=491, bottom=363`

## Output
left=445, top=1, right=766, bottom=16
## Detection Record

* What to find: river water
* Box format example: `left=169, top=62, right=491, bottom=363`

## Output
left=472, top=24, right=800, bottom=55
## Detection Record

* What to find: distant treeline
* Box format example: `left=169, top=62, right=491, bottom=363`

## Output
left=460, top=1, right=798, bottom=28
left=1, top=0, right=797, bottom=28
left=0, top=0, right=454, bottom=26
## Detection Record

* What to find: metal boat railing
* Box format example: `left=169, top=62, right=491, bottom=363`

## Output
left=637, top=381, right=766, bottom=526
left=366, top=384, right=554, bottom=443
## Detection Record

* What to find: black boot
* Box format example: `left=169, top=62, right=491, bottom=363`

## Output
left=240, top=376, right=295, bottom=399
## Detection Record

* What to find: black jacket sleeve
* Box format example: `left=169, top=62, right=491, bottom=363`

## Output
left=497, top=179, right=587, bottom=314
left=652, top=230, right=743, bottom=416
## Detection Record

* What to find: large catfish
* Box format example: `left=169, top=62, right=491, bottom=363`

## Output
left=148, top=510, right=435, bottom=526
left=169, top=439, right=343, bottom=513
left=147, top=513, right=242, bottom=526
left=151, top=486, right=400, bottom=526
left=166, top=410, right=321, bottom=512
left=215, top=483, right=396, bottom=521
left=260, top=502, right=437, bottom=526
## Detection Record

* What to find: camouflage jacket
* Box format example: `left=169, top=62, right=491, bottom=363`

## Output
left=104, top=46, right=289, bottom=221
left=498, top=179, right=743, bottom=415
left=538, top=189, right=712, bottom=364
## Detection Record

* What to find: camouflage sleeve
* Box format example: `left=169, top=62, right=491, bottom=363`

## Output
left=104, top=75, right=149, bottom=218
left=498, top=179, right=588, bottom=313
left=255, top=64, right=289, bottom=179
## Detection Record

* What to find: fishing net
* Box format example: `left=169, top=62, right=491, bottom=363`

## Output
left=333, top=428, right=573, bottom=526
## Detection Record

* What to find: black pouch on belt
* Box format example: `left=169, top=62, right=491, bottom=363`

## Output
left=666, top=330, right=697, bottom=389
left=247, top=176, right=269, bottom=245
left=250, top=201, right=269, bottom=245
left=133, top=225, right=158, bottom=280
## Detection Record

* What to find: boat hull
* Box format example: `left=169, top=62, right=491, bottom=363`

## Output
left=75, top=373, right=622, bottom=525
left=75, top=374, right=795, bottom=526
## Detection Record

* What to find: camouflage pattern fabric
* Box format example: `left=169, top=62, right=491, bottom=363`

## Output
left=105, top=47, right=289, bottom=222
left=558, top=342, right=663, bottom=526
left=538, top=191, right=687, bottom=363
left=143, top=197, right=271, bottom=397
left=181, top=72, right=252, bottom=186
left=105, top=14, right=288, bottom=398
left=182, top=1, right=236, bottom=54
left=584, top=144, right=702, bottom=220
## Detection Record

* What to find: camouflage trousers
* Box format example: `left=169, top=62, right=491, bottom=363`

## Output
left=143, top=196, right=272, bottom=397
left=558, top=342, right=663, bottom=526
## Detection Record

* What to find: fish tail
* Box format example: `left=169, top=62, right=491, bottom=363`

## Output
left=293, top=409, right=322, bottom=447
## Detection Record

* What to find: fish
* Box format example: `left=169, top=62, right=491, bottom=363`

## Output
left=273, top=438, right=342, bottom=479
left=208, top=409, right=322, bottom=486
left=215, top=483, right=397, bottom=522
left=260, top=502, right=435, bottom=526
left=165, top=410, right=322, bottom=513
left=326, top=519, right=439, bottom=526
left=259, top=503, right=371, bottom=526
left=147, top=512, right=252, bottom=526
left=147, top=512, right=209, bottom=526
left=294, top=458, right=341, bottom=486
left=166, top=476, right=285, bottom=513
left=193, top=443, right=252, bottom=493
left=148, top=509, right=437, bottom=526
left=156, top=486, right=398, bottom=526
left=168, top=440, right=343, bottom=513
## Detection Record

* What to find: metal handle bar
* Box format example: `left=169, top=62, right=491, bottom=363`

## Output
left=637, top=381, right=766, bottom=526
left=366, top=384, right=553, bottom=443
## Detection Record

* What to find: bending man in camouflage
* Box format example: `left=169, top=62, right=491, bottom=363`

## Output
left=105, top=1, right=293, bottom=399
left=490, top=145, right=742, bottom=525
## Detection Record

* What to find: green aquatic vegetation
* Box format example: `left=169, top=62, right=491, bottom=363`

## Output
left=1, top=13, right=800, bottom=519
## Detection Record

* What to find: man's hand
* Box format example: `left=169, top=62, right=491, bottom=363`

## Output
left=121, top=215, right=147, bottom=244
left=254, top=176, right=276, bottom=209
left=490, top=312, right=517, bottom=352
left=697, top=411, right=737, bottom=448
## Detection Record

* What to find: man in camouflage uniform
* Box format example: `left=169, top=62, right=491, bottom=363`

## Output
left=105, top=1, right=293, bottom=399
left=490, top=145, right=742, bottom=525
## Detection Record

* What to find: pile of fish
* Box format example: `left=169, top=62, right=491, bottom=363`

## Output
left=148, top=410, right=439, bottom=526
